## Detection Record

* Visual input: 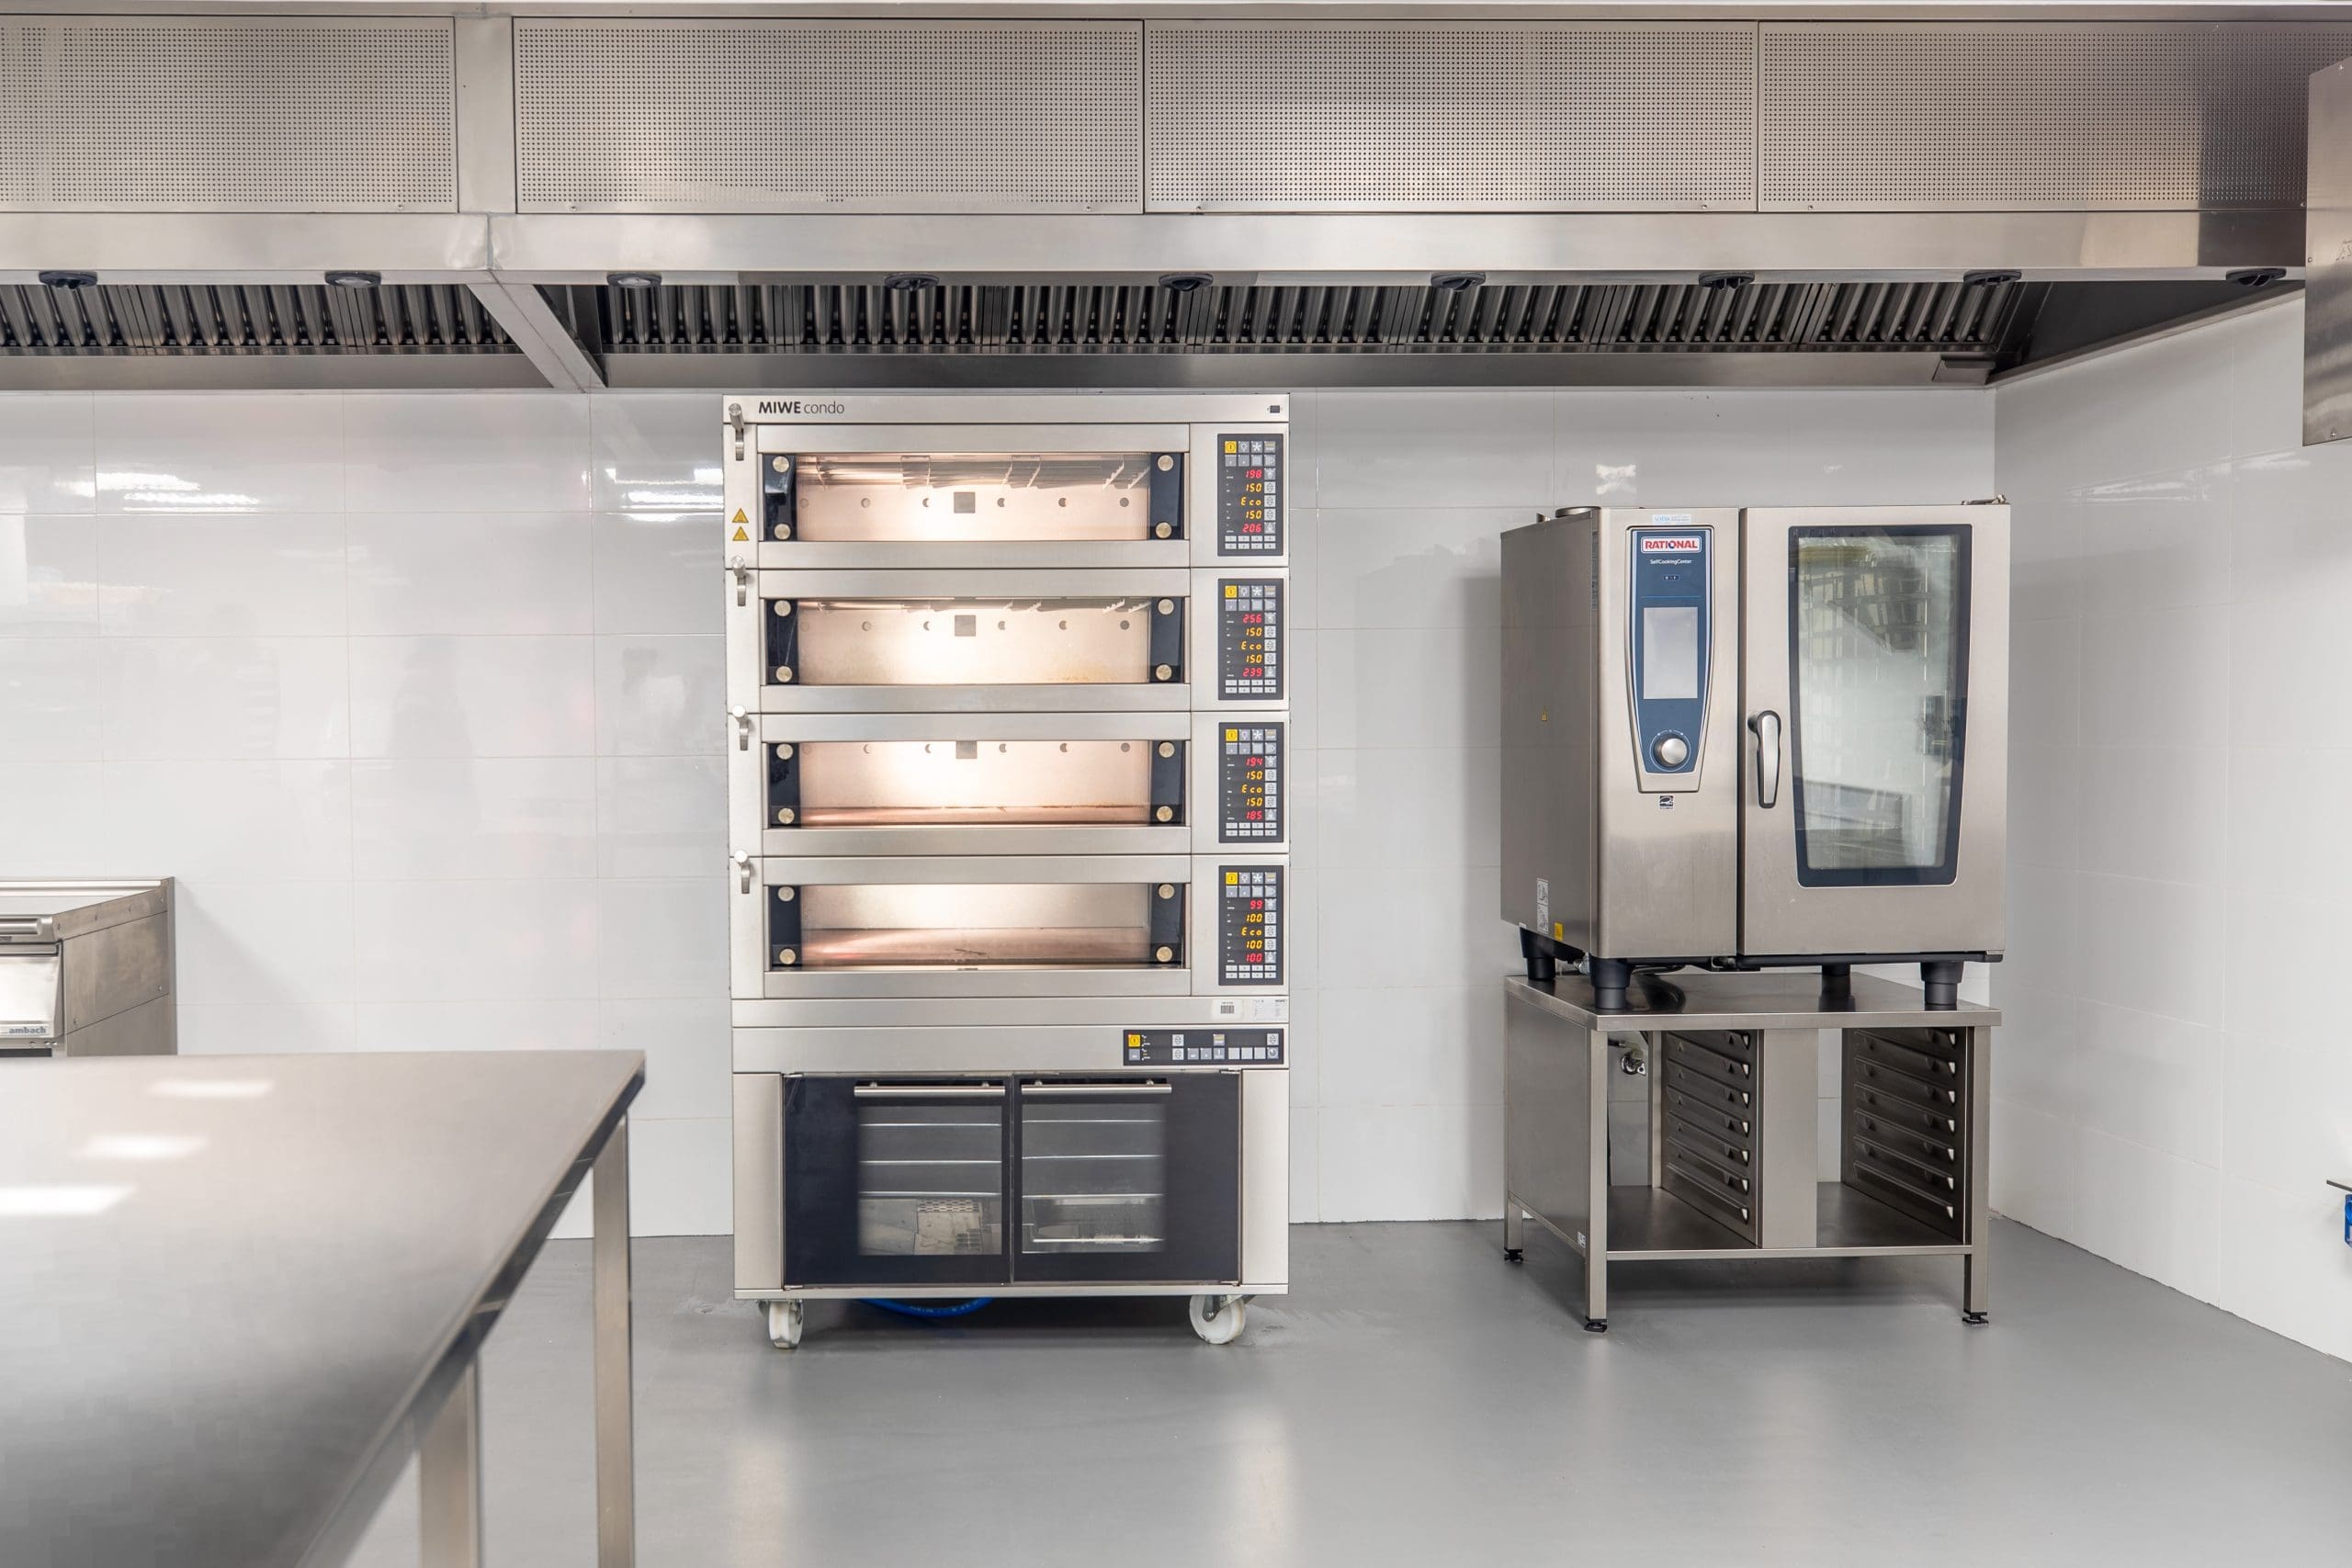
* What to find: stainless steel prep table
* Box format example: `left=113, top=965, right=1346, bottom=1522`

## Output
left=0, top=1050, right=642, bottom=1568
left=1503, top=971, right=1997, bottom=1332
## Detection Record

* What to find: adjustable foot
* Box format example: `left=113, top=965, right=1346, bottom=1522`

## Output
left=1582, top=1318, right=1609, bottom=1334
left=1519, top=926, right=1561, bottom=984
left=1503, top=1248, right=1524, bottom=1264
left=1589, top=958, right=1631, bottom=1011
left=1962, top=1311, right=1989, bottom=1325
left=1921, top=959, right=1963, bottom=1009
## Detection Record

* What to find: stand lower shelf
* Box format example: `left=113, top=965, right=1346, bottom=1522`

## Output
left=1604, top=1182, right=1970, bottom=1260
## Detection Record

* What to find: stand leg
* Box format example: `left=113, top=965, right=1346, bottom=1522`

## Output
left=1581, top=1023, right=1609, bottom=1332
left=593, top=1121, right=635, bottom=1567
left=418, top=1361, right=481, bottom=1568
left=1962, top=1022, right=1993, bottom=1324
left=1502, top=1195, right=1525, bottom=1262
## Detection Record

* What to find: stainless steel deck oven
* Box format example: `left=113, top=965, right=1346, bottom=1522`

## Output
left=1501, top=505, right=2008, bottom=1009
left=724, top=395, right=1292, bottom=1348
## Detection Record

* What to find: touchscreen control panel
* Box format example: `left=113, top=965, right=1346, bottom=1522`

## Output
left=1629, top=524, right=1709, bottom=784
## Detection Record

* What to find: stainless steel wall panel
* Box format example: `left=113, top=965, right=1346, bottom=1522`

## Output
left=2306, top=59, right=2352, bottom=446
left=1146, top=21, right=1757, bottom=213
left=514, top=19, right=1141, bottom=214
left=1761, top=21, right=2352, bottom=211
left=0, top=17, right=456, bottom=213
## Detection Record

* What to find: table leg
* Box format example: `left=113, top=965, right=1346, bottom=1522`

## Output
left=593, top=1118, right=635, bottom=1566
left=418, top=1361, right=482, bottom=1568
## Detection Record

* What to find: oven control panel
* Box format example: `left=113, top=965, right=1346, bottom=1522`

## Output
left=1629, top=522, right=1709, bottom=784
left=1123, top=1027, right=1284, bottom=1066
left=1217, top=722, right=1283, bottom=842
left=1216, top=434, right=1283, bottom=556
left=1217, top=864, right=1283, bottom=985
left=1216, top=579, right=1283, bottom=700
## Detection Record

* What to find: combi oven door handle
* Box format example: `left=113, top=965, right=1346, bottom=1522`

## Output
left=1749, top=710, right=1782, bottom=809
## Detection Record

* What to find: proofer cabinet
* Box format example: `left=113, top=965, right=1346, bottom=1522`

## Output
left=724, top=395, right=1292, bottom=1349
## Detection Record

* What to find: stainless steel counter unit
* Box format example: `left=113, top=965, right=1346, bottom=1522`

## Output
left=0, top=1049, right=642, bottom=1568
left=0, top=878, right=175, bottom=1057
left=1503, top=970, right=1998, bottom=1331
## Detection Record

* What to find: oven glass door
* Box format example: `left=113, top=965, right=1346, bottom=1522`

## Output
left=783, top=1077, right=1009, bottom=1287
left=1739, top=508, right=2007, bottom=960
left=792, top=451, right=1181, bottom=544
left=1012, top=1075, right=1240, bottom=1284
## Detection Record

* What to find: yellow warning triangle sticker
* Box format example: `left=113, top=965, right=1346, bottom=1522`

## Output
left=730, top=506, right=749, bottom=524
left=731, top=525, right=750, bottom=541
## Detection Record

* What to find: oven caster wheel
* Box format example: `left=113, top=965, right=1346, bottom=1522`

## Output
left=766, top=1300, right=804, bottom=1349
left=1582, top=1318, right=1608, bottom=1334
left=1503, top=1248, right=1524, bottom=1264
left=1189, top=1293, right=1248, bottom=1346
left=1962, top=1311, right=1989, bottom=1325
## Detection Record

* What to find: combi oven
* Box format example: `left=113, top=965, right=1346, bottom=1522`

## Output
left=1500, top=504, right=2009, bottom=1008
left=730, top=854, right=1287, bottom=1000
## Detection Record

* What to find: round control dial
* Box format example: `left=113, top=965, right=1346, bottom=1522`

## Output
left=1651, top=733, right=1690, bottom=769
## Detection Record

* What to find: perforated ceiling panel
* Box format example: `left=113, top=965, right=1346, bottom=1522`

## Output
left=1, top=17, right=455, bottom=212
left=1761, top=22, right=2352, bottom=210
left=1146, top=22, right=1756, bottom=212
left=515, top=20, right=1142, bottom=214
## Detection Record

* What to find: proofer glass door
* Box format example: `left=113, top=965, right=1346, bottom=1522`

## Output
left=1738, top=508, right=2009, bottom=961
left=783, top=1078, right=1009, bottom=1287
left=1013, top=1076, right=1240, bottom=1284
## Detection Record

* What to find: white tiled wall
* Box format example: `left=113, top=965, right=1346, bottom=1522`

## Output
left=0, top=384, right=1995, bottom=1235
left=1286, top=386, right=1996, bottom=1221
left=1993, top=298, right=2352, bottom=1362
left=0, top=391, right=728, bottom=1238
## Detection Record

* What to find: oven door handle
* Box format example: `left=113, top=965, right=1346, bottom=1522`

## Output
left=852, top=1083, right=1006, bottom=1100
left=1019, top=1081, right=1173, bottom=1096
left=1748, top=709, right=1782, bottom=809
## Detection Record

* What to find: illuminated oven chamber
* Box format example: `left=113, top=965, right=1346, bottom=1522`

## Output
left=774, top=737, right=1184, bottom=829
left=773, top=880, right=1184, bottom=972
left=770, top=593, right=1183, bottom=689
left=778, top=451, right=1185, bottom=545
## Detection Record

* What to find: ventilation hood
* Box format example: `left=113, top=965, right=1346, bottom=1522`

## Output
left=0, top=10, right=2327, bottom=393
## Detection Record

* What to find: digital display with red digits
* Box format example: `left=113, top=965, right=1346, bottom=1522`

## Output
left=1218, top=722, right=1283, bottom=842
left=1216, top=434, right=1283, bottom=555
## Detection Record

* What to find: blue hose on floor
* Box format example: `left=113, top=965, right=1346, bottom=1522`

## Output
left=864, top=1297, right=994, bottom=1319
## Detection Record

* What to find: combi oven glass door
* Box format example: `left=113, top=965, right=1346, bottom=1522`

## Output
left=1785, top=525, right=1971, bottom=887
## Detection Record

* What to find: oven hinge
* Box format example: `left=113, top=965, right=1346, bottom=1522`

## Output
left=729, top=401, right=747, bottom=462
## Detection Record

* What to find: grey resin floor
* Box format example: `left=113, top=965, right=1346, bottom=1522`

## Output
left=352, top=1219, right=2349, bottom=1566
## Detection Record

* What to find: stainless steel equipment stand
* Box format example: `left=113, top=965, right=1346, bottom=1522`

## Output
left=1503, top=971, right=1996, bottom=1332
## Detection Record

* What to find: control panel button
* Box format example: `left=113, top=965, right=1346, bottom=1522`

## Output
left=1652, top=733, right=1690, bottom=769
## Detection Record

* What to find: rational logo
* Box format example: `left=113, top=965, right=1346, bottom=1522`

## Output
left=1639, top=536, right=1703, bottom=554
